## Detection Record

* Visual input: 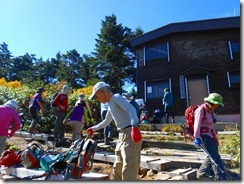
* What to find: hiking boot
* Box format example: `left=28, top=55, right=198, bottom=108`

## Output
left=104, top=138, right=110, bottom=145
left=108, top=137, right=113, bottom=142
left=197, top=173, right=214, bottom=180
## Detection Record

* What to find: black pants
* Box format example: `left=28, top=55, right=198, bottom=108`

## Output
left=164, top=106, right=174, bottom=123
left=29, top=106, right=39, bottom=128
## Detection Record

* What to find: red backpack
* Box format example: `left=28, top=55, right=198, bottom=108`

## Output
left=0, top=149, right=22, bottom=167
left=184, top=105, right=199, bottom=136
left=183, top=105, right=206, bottom=141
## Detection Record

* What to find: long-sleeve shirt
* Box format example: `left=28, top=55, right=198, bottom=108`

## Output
left=91, top=94, right=139, bottom=131
left=0, top=105, right=21, bottom=136
left=194, top=103, right=217, bottom=139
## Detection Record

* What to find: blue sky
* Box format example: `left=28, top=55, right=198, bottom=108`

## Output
left=0, top=0, right=241, bottom=60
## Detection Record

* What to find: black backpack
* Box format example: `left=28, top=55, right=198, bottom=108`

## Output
left=50, top=93, right=63, bottom=113
left=50, top=93, right=59, bottom=108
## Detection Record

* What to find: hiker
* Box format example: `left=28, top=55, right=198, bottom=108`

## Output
left=28, top=87, right=45, bottom=133
left=53, top=85, right=71, bottom=145
left=100, top=102, right=113, bottom=145
left=0, top=100, right=21, bottom=156
left=78, top=94, right=94, bottom=127
left=124, top=93, right=140, bottom=118
left=135, top=97, right=146, bottom=117
left=162, top=88, right=175, bottom=123
left=63, top=99, right=85, bottom=141
left=87, top=81, right=142, bottom=180
left=194, top=93, right=227, bottom=180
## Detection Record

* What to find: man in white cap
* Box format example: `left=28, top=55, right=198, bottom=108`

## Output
left=53, top=84, right=71, bottom=145
left=0, top=100, right=21, bottom=156
left=87, top=81, right=142, bottom=180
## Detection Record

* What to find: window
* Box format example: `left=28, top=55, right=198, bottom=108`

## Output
left=145, top=42, right=170, bottom=63
left=228, top=41, right=240, bottom=60
left=146, top=79, right=171, bottom=99
left=227, top=71, right=240, bottom=87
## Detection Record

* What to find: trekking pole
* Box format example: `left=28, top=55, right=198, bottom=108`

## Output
left=10, top=173, right=48, bottom=180
left=180, top=124, right=226, bottom=175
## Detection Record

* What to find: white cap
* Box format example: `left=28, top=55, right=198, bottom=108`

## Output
left=61, top=85, right=71, bottom=94
left=5, top=100, right=19, bottom=110
left=88, top=82, right=110, bottom=100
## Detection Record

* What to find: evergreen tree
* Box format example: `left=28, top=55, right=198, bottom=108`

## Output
left=0, top=42, right=12, bottom=80
left=10, top=53, right=36, bottom=81
left=93, top=14, right=141, bottom=93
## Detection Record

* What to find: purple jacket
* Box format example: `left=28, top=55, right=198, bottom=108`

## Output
left=29, top=92, right=43, bottom=109
left=69, top=105, right=84, bottom=122
left=0, top=105, right=21, bottom=137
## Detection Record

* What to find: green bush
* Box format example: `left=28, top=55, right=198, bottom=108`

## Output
left=161, top=124, right=182, bottom=133
left=219, top=131, right=240, bottom=169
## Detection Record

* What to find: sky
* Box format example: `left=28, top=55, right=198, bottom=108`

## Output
left=0, top=0, right=241, bottom=61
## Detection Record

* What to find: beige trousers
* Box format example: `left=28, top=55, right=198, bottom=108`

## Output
left=112, top=126, right=142, bottom=180
left=69, top=120, right=84, bottom=141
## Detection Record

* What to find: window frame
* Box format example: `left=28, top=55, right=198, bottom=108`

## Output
left=226, top=71, right=240, bottom=88
left=144, top=42, right=170, bottom=66
left=228, top=40, right=240, bottom=60
left=145, top=78, right=172, bottom=100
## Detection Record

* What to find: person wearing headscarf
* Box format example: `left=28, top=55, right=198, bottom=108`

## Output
left=63, top=99, right=85, bottom=141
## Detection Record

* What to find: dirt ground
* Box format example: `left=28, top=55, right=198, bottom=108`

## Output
left=5, top=136, right=153, bottom=180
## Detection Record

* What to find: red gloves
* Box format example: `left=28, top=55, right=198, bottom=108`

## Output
left=131, top=127, right=142, bottom=142
left=87, top=128, right=94, bottom=135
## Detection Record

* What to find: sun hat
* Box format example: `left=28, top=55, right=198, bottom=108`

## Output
left=124, top=93, right=132, bottom=97
left=37, top=87, right=45, bottom=92
left=4, top=100, right=19, bottom=110
left=78, top=93, right=85, bottom=99
left=204, top=93, right=224, bottom=107
left=61, top=85, right=71, bottom=94
left=88, top=82, right=110, bottom=100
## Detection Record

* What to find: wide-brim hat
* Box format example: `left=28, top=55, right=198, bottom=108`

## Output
left=78, top=93, right=85, bottom=99
left=37, top=87, right=45, bottom=92
left=88, top=82, right=110, bottom=100
left=204, top=93, right=224, bottom=107
left=124, top=93, right=132, bottom=97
